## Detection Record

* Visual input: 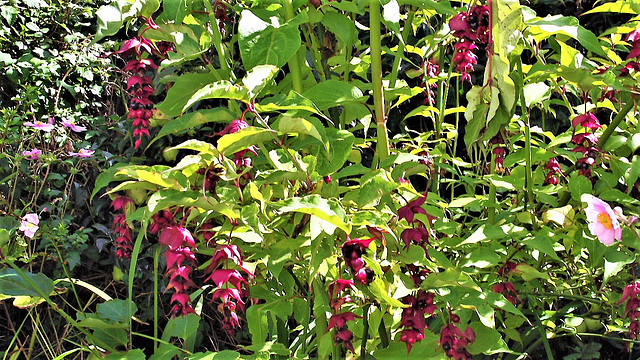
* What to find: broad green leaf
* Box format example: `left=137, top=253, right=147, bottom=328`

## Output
left=463, top=246, right=502, bottom=268
left=322, top=12, right=356, bottom=46
left=449, top=196, right=480, bottom=208
left=91, top=164, right=130, bottom=201
left=467, top=322, right=510, bottom=355
left=315, top=128, right=355, bottom=176
left=273, top=195, right=350, bottom=233
left=103, top=349, right=146, bottom=360
left=96, top=299, right=137, bottom=323
left=412, top=0, right=456, bottom=14
left=302, top=80, right=365, bottom=110
left=147, top=190, right=239, bottom=219
left=527, top=15, right=606, bottom=56
left=187, top=351, right=241, bottom=360
left=492, top=0, right=523, bottom=61
left=604, top=248, right=635, bottom=285
left=357, top=170, right=398, bottom=207
left=238, top=10, right=303, bottom=70
left=243, top=65, right=279, bottom=98
left=256, top=91, right=324, bottom=115
left=0, top=268, right=53, bottom=297
left=165, top=139, right=218, bottom=156
left=381, top=0, right=401, bottom=34
left=162, top=0, right=188, bottom=23
left=246, top=305, right=268, bottom=343
left=568, top=172, right=593, bottom=202
left=94, top=1, right=125, bottom=42
left=523, top=82, right=550, bottom=107
left=117, top=168, right=180, bottom=189
left=162, top=313, right=200, bottom=341
left=217, top=126, right=277, bottom=155
left=183, top=81, right=250, bottom=112
left=513, top=263, right=550, bottom=281
left=139, top=0, right=159, bottom=18
left=542, top=205, right=574, bottom=226
left=278, top=116, right=326, bottom=145
left=156, top=72, right=218, bottom=118
left=149, top=343, right=182, bottom=360
left=242, top=341, right=290, bottom=356
left=93, top=328, right=129, bottom=349
left=366, top=277, right=407, bottom=308
left=76, top=314, right=129, bottom=329
left=150, top=108, right=236, bottom=147
left=583, top=1, right=635, bottom=14
left=421, top=269, right=481, bottom=291
left=524, top=232, right=562, bottom=261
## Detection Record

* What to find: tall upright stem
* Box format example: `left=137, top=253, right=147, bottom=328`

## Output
left=517, top=61, right=534, bottom=209
left=282, top=0, right=303, bottom=93
left=370, top=0, right=390, bottom=164
left=597, top=100, right=634, bottom=149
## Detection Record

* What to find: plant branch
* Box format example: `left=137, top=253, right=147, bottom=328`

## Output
left=369, top=0, right=390, bottom=164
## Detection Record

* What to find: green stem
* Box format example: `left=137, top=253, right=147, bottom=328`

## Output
left=127, top=224, right=147, bottom=350
left=204, top=0, right=230, bottom=80
left=312, top=278, right=328, bottom=360
left=282, top=0, right=303, bottom=93
left=488, top=151, right=497, bottom=225
left=361, top=305, right=370, bottom=359
left=153, top=244, right=160, bottom=352
left=517, top=61, right=534, bottom=209
left=369, top=0, right=390, bottom=164
left=597, top=100, right=634, bottom=149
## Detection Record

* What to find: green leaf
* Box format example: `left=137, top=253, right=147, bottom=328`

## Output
left=242, top=342, right=290, bottom=356
left=150, top=108, right=236, bottom=147
left=238, top=10, right=303, bottom=70
left=315, top=128, right=355, bottom=176
left=93, top=328, right=129, bottom=349
left=162, top=313, right=200, bottom=341
left=302, top=80, right=365, bottom=110
left=246, top=305, right=268, bottom=343
left=513, top=263, right=550, bottom=281
left=357, top=170, right=398, bottom=207
left=421, top=269, right=481, bottom=291
left=373, top=331, right=442, bottom=359
left=149, top=343, right=182, bottom=360
left=273, top=195, right=350, bottom=234
left=0, top=268, right=53, bottom=297
left=217, top=126, right=277, bottom=155
left=568, top=173, right=593, bottom=202
left=162, top=0, right=188, bottom=23
left=583, top=1, right=635, bottom=14
left=183, top=81, right=250, bottom=112
left=156, top=72, right=218, bottom=118
left=467, top=322, right=509, bottom=355
left=243, top=65, right=280, bottom=98
left=94, top=1, right=125, bottom=42
left=527, top=15, right=606, bottom=56
left=139, top=0, right=160, bottom=18
left=523, top=82, right=550, bottom=107
left=256, top=91, right=324, bottom=115
left=187, top=351, right=241, bottom=360
left=96, top=299, right=137, bottom=323
left=103, top=349, right=146, bottom=360
left=321, top=12, right=356, bottom=46
left=147, top=190, right=239, bottom=219
left=603, top=248, right=635, bottom=285
left=366, top=277, right=407, bottom=308
left=278, top=116, right=326, bottom=146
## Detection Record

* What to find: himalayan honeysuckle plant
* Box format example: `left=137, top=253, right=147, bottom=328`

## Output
left=4, top=0, right=640, bottom=358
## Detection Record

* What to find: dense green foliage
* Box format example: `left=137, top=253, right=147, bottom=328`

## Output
left=2, top=0, right=640, bottom=359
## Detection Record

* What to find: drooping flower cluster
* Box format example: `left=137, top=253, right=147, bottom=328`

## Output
left=341, top=237, right=375, bottom=285
left=110, top=17, right=174, bottom=149
left=543, top=158, right=562, bottom=185
left=218, top=118, right=258, bottom=189
left=622, top=29, right=640, bottom=75
left=439, top=313, right=476, bottom=360
left=489, top=133, right=507, bottom=174
left=159, top=226, right=198, bottom=317
left=581, top=194, right=622, bottom=246
left=212, top=0, right=232, bottom=37
left=149, top=209, right=176, bottom=235
left=492, top=282, right=520, bottom=306
left=448, top=5, right=490, bottom=83
left=327, top=279, right=360, bottom=353
left=111, top=196, right=134, bottom=258
left=619, top=282, right=640, bottom=343
left=399, top=291, right=436, bottom=352
left=205, top=244, right=253, bottom=334
left=421, top=58, right=440, bottom=105
left=398, top=191, right=436, bottom=257
left=571, top=112, right=602, bottom=179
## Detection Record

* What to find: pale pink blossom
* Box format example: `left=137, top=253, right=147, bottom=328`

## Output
left=21, top=148, right=42, bottom=160
left=24, top=118, right=54, bottom=132
left=581, top=194, right=622, bottom=245
left=19, top=213, right=39, bottom=239
left=61, top=118, right=87, bottom=132
left=69, top=149, right=94, bottom=158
